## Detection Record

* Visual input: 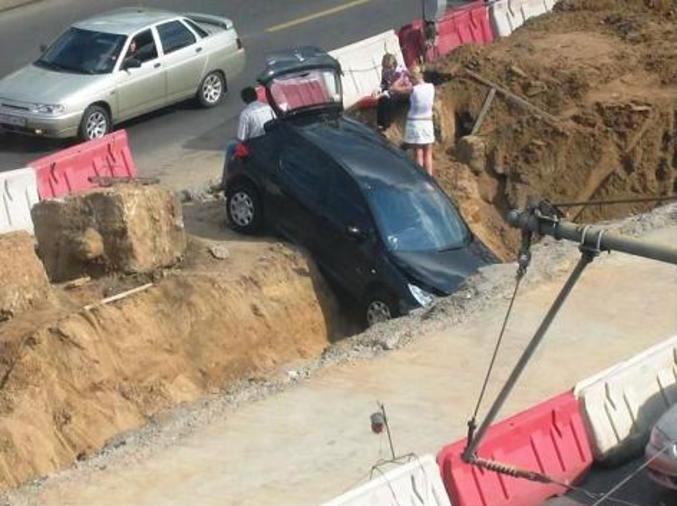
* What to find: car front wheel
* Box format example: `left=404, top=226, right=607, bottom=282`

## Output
left=78, top=105, right=111, bottom=141
left=198, top=71, right=226, bottom=107
left=226, top=182, right=262, bottom=234
left=364, top=289, right=400, bottom=327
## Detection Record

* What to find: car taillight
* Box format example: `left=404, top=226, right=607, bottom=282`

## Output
left=234, top=142, right=249, bottom=159
left=236, top=38, right=243, bottom=50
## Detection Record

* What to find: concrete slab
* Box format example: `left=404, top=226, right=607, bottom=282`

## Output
left=11, top=227, right=677, bottom=506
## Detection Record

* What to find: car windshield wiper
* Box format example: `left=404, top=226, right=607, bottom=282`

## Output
left=36, top=59, right=92, bottom=74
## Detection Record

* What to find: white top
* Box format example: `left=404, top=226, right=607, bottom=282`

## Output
left=237, top=101, right=276, bottom=141
left=407, top=82, right=435, bottom=120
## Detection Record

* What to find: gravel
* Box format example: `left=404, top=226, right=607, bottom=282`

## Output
left=2, top=203, right=675, bottom=505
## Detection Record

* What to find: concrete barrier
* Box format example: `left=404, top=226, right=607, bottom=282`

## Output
left=574, top=335, right=677, bottom=464
left=329, top=30, right=404, bottom=109
left=0, top=167, right=39, bottom=234
left=321, top=455, right=451, bottom=506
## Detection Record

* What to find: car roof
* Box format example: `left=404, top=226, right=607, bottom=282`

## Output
left=656, top=404, right=677, bottom=438
left=296, top=118, right=426, bottom=189
left=73, top=8, right=179, bottom=36
left=258, top=47, right=341, bottom=85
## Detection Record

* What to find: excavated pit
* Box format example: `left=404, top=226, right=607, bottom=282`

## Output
left=351, top=0, right=676, bottom=260
left=0, top=189, right=343, bottom=491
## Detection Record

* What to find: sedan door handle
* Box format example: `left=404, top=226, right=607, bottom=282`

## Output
left=153, top=62, right=161, bottom=69
left=195, top=47, right=203, bottom=53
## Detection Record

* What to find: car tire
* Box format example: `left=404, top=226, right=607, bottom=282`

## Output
left=197, top=71, right=226, bottom=108
left=226, top=182, right=262, bottom=234
left=78, top=105, right=111, bottom=141
left=364, top=289, right=400, bottom=327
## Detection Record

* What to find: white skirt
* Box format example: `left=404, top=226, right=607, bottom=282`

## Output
left=404, top=118, right=435, bottom=145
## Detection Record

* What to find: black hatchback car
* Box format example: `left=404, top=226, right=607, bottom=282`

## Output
left=224, top=47, right=494, bottom=326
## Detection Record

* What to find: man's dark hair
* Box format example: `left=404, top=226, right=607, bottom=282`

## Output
left=241, top=87, right=258, bottom=104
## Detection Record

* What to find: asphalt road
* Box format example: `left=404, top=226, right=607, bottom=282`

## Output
left=0, top=0, right=419, bottom=182
left=558, top=457, right=676, bottom=506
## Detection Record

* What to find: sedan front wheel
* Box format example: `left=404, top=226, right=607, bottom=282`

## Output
left=78, top=105, right=111, bottom=141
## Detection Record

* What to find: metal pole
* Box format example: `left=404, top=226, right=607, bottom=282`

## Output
left=463, top=250, right=595, bottom=460
left=507, top=209, right=677, bottom=265
left=381, top=403, right=396, bottom=460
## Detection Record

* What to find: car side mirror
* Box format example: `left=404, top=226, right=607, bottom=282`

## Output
left=39, top=43, right=47, bottom=53
left=346, top=225, right=367, bottom=241
left=123, top=57, right=142, bottom=70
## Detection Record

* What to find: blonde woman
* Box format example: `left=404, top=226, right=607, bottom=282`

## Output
left=403, top=66, right=435, bottom=176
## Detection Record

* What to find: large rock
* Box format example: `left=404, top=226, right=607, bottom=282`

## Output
left=32, top=185, right=186, bottom=282
left=0, top=231, right=51, bottom=320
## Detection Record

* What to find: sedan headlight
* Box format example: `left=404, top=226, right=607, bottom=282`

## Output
left=650, top=427, right=676, bottom=455
left=408, top=283, right=435, bottom=307
left=32, top=103, right=65, bottom=115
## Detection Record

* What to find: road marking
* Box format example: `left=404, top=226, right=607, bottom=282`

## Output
left=266, top=0, right=372, bottom=33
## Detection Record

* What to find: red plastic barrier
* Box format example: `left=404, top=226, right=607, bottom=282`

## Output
left=437, top=392, right=593, bottom=506
left=399, top=1, right=494, bottom=67
left=30, top=130, right=137, bottom=200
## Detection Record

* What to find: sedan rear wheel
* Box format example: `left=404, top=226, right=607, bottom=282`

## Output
left=78, top=105, right=111, bottom=141
left=226, top=182, right=262, bottom=234
left=198, top=71, right=225, bottom=107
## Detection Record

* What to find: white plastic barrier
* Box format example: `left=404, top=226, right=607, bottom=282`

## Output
left=0, top=168, right=39, bottom=234
left=329, top=30, right=405, bottom=109
left=491, top=0, right=556, bottom=38
left=320, top=455, right=451, bottom=506
left=574, top=335, right=677, bottom=463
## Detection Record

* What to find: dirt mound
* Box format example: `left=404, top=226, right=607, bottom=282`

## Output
left=32, top=185, right=186, bottom=282
left=0, top=236, right=338, bottom=490
left=0, top=232, right=52, bottom=321
left=426, top=0, right=676, bottom=259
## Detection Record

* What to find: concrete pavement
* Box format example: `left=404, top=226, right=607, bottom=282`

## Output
left=10, top=225, right=677, bottom=506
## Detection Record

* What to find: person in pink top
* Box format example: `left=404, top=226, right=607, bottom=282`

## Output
left=373, top=53, right=411, bottom=130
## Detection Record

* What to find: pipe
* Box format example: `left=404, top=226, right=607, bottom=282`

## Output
left=507, top=209, right=677, bottom=265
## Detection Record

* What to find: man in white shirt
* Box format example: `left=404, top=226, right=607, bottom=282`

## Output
left=236, top=87, right=276, bottom=141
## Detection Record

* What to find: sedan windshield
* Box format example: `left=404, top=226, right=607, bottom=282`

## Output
left=367, top=180, right=469, bottom=252
left=37, top=28, right=126, bottom=74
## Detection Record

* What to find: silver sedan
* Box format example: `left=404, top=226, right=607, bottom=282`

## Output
left=0, top=8, right=245, bottom=140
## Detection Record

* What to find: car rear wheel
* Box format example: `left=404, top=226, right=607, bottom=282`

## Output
left=198, top=71, right=226, bottom=107
left=78, top=105, right=111, bottom=141
left=226, top=182, right=262, bottom=234
left=364, top=289, right=400, bottom=327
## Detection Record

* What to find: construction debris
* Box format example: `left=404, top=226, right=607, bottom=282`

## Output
left=31, top=185, right=187, bottom=282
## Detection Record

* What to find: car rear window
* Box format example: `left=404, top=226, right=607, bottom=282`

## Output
left=183, top=19, right=208, bottom=38
left=157, top=20, right=196, bottom=54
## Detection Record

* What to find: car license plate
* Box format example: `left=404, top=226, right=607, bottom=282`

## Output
left=0, top=113, right=27, bottom=127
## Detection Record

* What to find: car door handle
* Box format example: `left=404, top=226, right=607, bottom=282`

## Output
left=195, top=47, right=203, bottom=53
left=153, top=62, right=161, bottom=69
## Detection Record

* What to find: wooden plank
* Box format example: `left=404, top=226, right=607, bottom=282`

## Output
left=471, top=87, right=497, bottom=135
left=464, top=69, right=563, bottom=128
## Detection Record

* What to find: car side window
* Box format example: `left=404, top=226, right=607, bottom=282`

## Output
left=280, top=146, right=330, bottom=205
left=157, top=20, right=196, bottom=54
left=326, top=169, right=372, bottom=230
left=125, top=29, right=157, bottom=64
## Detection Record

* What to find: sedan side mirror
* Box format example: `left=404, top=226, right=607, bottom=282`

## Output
left=346, top=225, right=367, bottom=241
left=39, top=43, right=47, bottom=53
left=122, top=57, right=142, bottom=70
